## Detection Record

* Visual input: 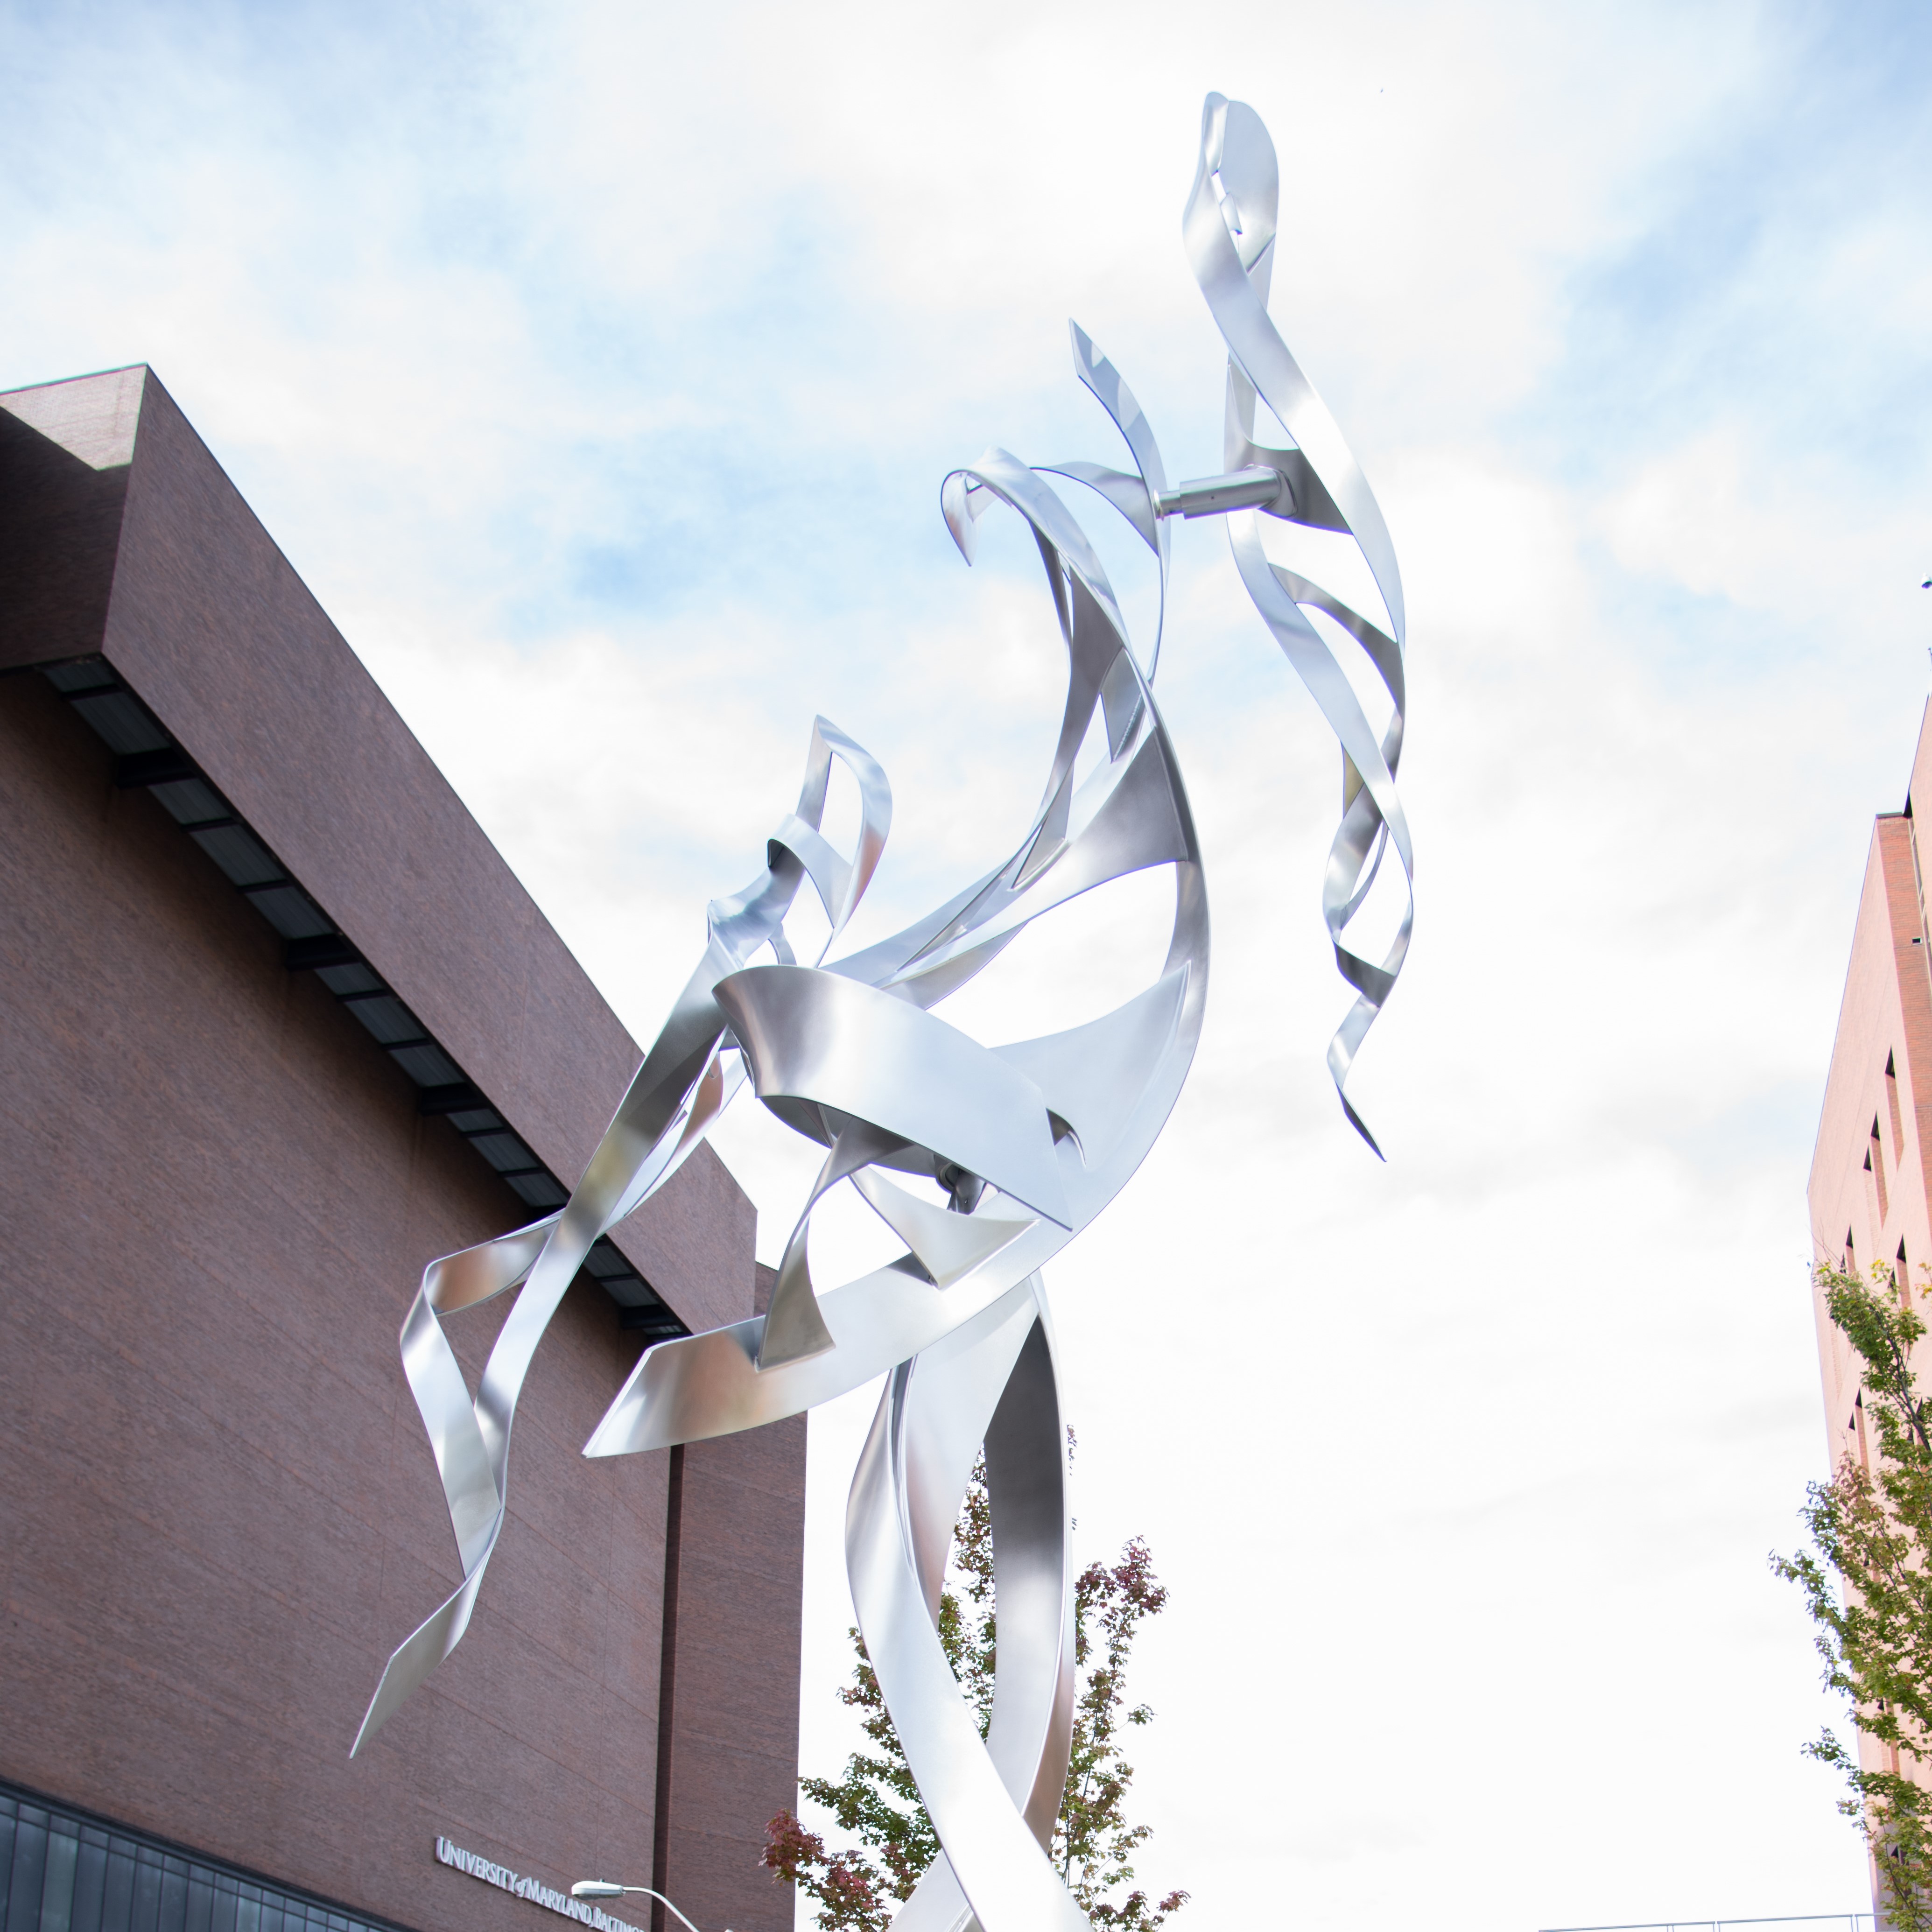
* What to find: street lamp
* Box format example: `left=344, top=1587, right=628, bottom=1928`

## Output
left=568, top=1881, right=710, bottom=1932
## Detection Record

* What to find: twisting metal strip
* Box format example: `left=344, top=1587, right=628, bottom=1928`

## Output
left=1183, top=91, right=1413, bottom=1155
left=355, top=90, right=1413, bottom=1932
left=846, top=1284, right=1080, bottom=1932
left=579, top=427, right=1208, bottom=1466
left=350, top=719, right=890, bottom=1753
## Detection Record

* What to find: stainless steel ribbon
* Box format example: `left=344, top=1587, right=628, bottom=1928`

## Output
left=355, top=90, right=1412, bottom=1932
left=350, top=718, right=891, bottom=1752
left=1183, top=91, right=1412, bottom=1156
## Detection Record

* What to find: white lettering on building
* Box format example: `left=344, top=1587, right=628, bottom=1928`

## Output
left=434, top=1837, right=647, bottom=1932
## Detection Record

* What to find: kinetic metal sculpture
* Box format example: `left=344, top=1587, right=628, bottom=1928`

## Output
left=351, top=93, right=1411, bottom=1932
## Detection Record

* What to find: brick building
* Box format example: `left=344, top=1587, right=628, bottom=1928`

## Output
left=0, top=368, right=803, bottom=1932
left=1808, top=699, right=1932, bottom=1910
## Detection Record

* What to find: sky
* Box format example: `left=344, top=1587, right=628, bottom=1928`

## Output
left=7, top=1, right=1932, bottom=1928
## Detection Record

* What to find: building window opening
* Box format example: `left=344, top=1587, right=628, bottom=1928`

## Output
left=1871, top=1118, right=1890, bottom=1223
left=1888, top=1052, right=1906, bottom=1156
left=0, top=1781, right=405, bottom=1932
left=1900, top=1241, right=1913, bottom=1307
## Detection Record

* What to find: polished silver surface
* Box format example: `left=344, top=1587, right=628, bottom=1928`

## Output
left=354, top=90, right=1411, bottom=1932
left=1184, top=90, right=1412, bottom=1153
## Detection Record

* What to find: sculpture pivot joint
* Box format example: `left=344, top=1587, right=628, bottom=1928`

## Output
left=1155, top=464, right=1287, bottom=519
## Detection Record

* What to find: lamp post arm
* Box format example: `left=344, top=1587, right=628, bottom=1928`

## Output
left=568, top=1884, right=710, bottom=1932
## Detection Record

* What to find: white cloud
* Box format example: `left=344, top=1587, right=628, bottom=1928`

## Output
left=13, top=0, right=1932, bottom=1925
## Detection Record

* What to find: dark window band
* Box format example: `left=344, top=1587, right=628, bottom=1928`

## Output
left=0, top=1778, right=417, bottom=1932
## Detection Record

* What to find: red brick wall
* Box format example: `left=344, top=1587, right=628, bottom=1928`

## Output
left=0, top=366, right=804, bottom=1932
left=0, top=667, right=679, bottom=1929
left=654, top=1413, right=806, bottom=1932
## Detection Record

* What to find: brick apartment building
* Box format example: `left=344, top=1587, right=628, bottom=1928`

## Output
left=1808, top=699, right=1932, bottom=1913
left=0, top=367, right=802, bottom=1932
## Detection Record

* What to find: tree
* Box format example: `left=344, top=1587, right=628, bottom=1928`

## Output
left=765, top=1441, right=1187, bottom=1932
left=1774, top=1261, right=1932, bottom=1932
left=1055, top=1534, right=1180, bottom=1929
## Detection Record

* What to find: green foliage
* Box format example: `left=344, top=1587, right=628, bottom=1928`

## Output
left=1774, top=1263, right=1932, bottom=1932
left=1054, top=1536, right=1184, bottom=1930
left=764, top=1442, right=1187, bottom=1932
